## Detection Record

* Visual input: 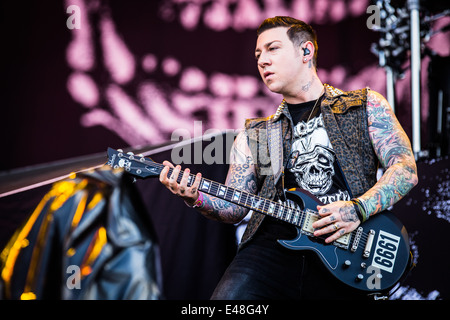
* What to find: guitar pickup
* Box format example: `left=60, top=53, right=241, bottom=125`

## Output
left=301, top=209, right=319, bottom=235
left=301, top=209, right=350, bottom=249
left=333, top=232, right=350, bottom=249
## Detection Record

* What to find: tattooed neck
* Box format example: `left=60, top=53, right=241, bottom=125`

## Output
left=301, top=79, right=312, bottom=92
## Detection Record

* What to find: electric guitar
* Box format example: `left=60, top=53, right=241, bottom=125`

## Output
left=106, top=147, right=412, bottom=294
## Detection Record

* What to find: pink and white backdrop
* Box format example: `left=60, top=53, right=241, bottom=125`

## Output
left=63, top=0, right=450, bottom=155
left=2, top=0, right=449, bottom=170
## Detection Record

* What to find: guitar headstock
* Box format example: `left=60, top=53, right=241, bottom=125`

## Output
left=106, top=147, right=161, bottom=179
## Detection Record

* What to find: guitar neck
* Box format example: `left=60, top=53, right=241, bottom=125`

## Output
left=107, top=148, right=309, bottom=228
left=106, top=148, right=317, bottom=239
left=164, top=166, right=306, bottom=227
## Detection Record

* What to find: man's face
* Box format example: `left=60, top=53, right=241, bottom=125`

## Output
left=255, top=27, right=303, bottom=96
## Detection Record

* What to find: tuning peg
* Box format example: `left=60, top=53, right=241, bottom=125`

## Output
left=126, top=151, right=135, bottom=160
left=117, top=149, right=123, bottom=152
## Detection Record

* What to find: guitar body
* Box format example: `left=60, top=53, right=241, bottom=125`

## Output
left=278, top=189, right=411, bottom=293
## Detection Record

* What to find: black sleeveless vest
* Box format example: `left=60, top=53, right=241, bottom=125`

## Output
left=239, top=84, right=378, bottom=249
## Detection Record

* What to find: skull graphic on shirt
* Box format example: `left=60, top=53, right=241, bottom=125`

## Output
left=288, top=115, right=336, bottom=195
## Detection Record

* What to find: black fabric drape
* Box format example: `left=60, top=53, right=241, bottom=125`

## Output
left=1, top=167, right=162, bottom=299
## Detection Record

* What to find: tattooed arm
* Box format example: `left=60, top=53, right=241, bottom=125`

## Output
left=357, top=90, right=418, bottom=215
left=159, top=130, right=258, bottom=224
left=313, top=90, right=418, bottom=243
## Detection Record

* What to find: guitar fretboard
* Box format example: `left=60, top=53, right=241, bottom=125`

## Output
left=166, top=167, right=307, bottom=227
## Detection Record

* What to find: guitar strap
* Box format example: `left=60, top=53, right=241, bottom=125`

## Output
left=239, top=115, right=286, bottom=249
left=267, top=116, right=285, bottom=198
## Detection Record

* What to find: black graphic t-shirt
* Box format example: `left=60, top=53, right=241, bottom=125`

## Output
left=254, top=97, right=352, bottom=243
left=284, top=97, right=351, bottom=205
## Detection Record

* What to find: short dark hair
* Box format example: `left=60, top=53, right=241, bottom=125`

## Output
left=257, top=16, right=318, bottom=68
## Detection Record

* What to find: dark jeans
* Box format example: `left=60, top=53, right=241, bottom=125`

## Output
left=211, top=217, right=368, bottom=300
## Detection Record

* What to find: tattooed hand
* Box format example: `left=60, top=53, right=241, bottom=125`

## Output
left=159, top=161, right=202, bottom=205
left=312, top=201, right=361, bottom=243
left=158, top=130, right=258, bottom=225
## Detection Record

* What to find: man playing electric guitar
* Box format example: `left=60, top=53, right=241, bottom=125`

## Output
left=159, top=16, right=418, bottom=299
